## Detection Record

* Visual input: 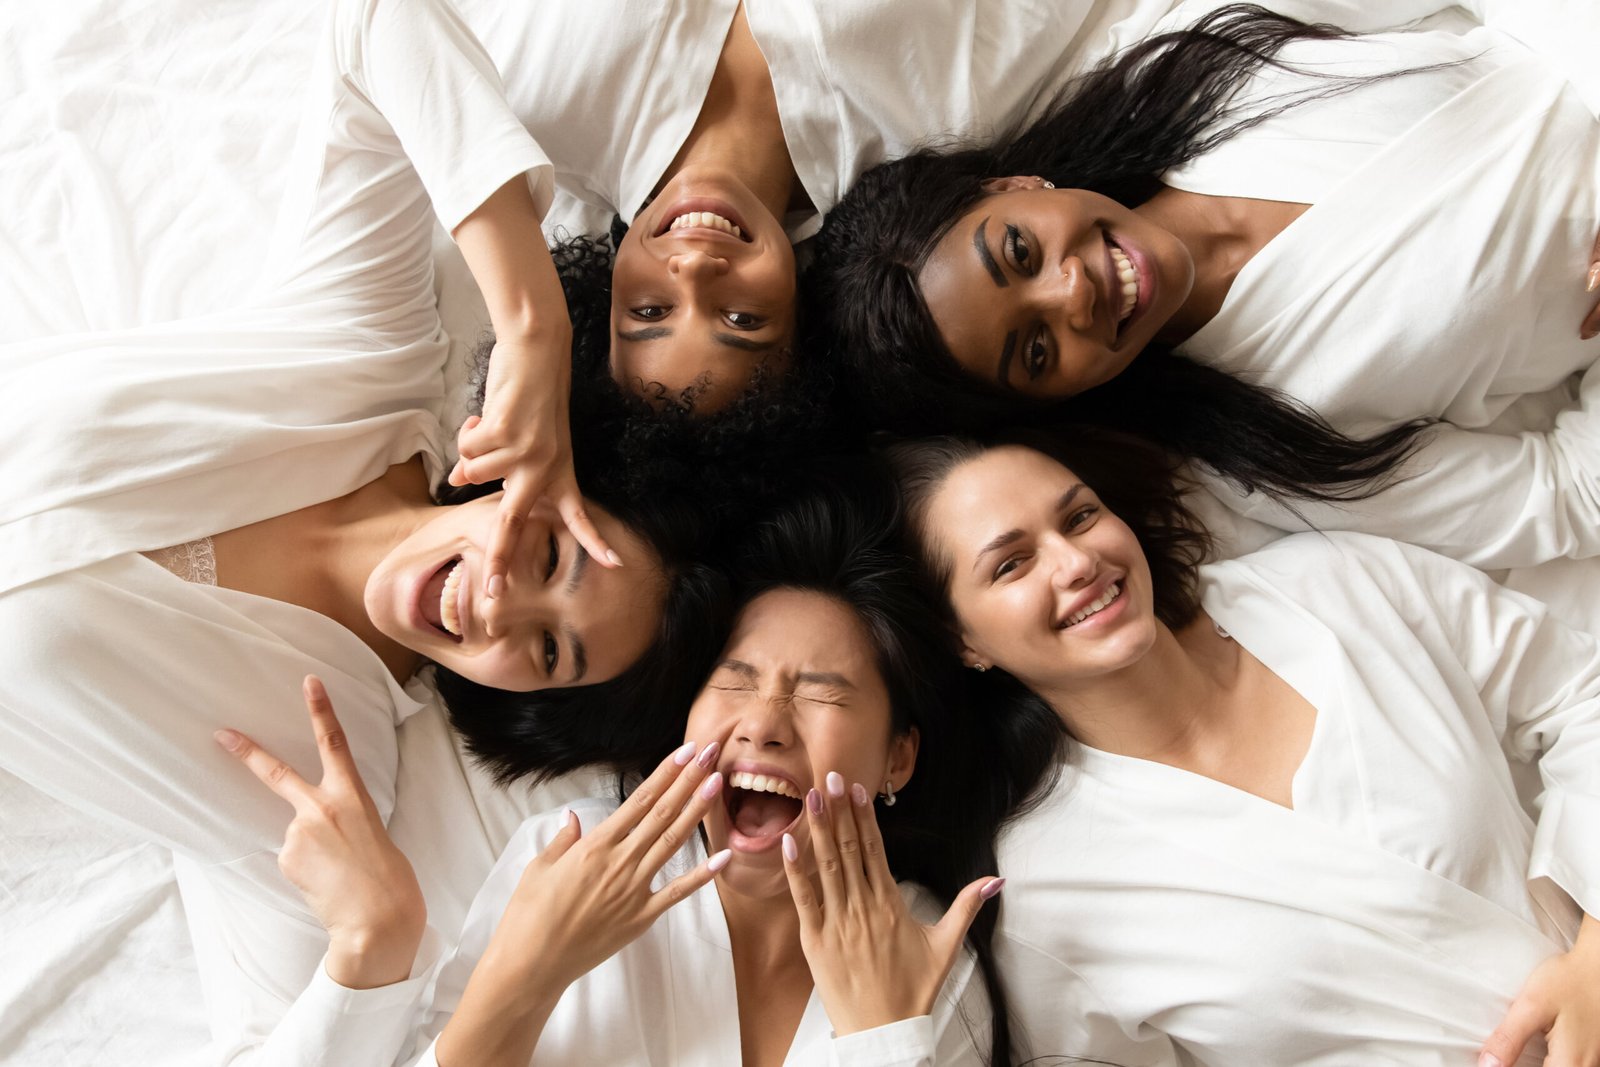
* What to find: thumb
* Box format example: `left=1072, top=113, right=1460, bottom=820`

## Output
left=1480, top=994, right=1551, bottom=1067
left=539, top=809, right=584, bottom=866
left=929, top=877, right=1004, bottom=963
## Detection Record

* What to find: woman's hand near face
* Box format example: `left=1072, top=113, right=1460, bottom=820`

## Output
left=434, top=739, right=731, bottom=1067
left=781, top=772, right=1003, bottom=1037
left=448, top=177, right=619, bottom=595
left=1481, top=915, right=1600, bottom=1067
left=214, top=676, right=425, bottom=990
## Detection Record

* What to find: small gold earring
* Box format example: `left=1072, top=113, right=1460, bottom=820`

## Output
left=880, top=780, right=897, bottom=806
left=972, top=663, right=988, bottom=673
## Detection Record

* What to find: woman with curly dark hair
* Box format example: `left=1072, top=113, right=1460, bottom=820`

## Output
left=807, top=5, right=1600, bottom=585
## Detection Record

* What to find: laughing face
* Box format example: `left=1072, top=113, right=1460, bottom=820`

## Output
left=921, top=445, right=1159, bottom=690
left=685, top=587, right=917, bottom=899
left=609, top=167, right=797, bottom=412
left=917, top=179, right=1194, bottom=398
left=363, top=493, right=665, bottom=691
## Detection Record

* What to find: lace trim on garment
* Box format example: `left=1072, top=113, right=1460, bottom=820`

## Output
left=142, top=536, right=218, bottom=587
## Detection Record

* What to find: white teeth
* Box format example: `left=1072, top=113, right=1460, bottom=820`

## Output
left=1064, top=583, right=1123, bottom=627
left=668, top=210, right=743, bottom=239
left=439, top=561, right=463, bottom=636
left=1109, top=244, right=1138, bottom=323
left=728, top=771, right=801, bottom=799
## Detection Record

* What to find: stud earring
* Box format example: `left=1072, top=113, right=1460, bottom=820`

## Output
left=1042, top=180, right=1056, bottom=189
left=972, top=663, right=988, bottom=673
left=879, top=780, right=897, bottom=807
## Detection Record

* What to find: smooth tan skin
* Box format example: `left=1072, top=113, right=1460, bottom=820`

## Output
left=608, top=4, right=810, bottom=412
left=924, top=445, right=1315, bottom=807
left=213, top=456, right=663, bottom=690
left=918, top=176, right=1306, bottom=398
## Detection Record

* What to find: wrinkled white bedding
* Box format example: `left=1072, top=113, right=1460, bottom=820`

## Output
left=0, top=1, right=573, bottom=1061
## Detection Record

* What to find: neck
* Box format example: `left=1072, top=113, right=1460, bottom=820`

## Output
left=1134, top=185, right=1282, bottom=344
left=1037, top=614, right=1240, bottom=764
left=718, top=877, right=807, bottom=973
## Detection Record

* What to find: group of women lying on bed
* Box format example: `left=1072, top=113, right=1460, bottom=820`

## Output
left=5, top=0, right=1600, bottom=1062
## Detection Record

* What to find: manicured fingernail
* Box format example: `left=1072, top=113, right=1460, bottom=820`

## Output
left=782, top=833, right=798, bottom=862
left=850, top=782, right=869, bottom=806
left=707, top=848, right=733, bottom=873
left=807, top=788, right=822, bottom=815
left=980, top=877, right=1006, bottom=900
left=563, top=808, right=576, bottom=829
left=486, top=574, right=505, bottom=599
left=1479, top=1055, right=1504, bottom=1067
left=1583, top=328, right=1598, bottom=341
left=605, top=550, right=623, bottom=567
left=214, top=729, right=242, bottom=752
left=826, top=771, right=845, bottom=798
left=1587, top=263, right=1600, bottom=292
left=696, top=740, right=721, bottom=769
left=673, top=741, right=697, bottom=766
left=699, top=772, right=724, bottom=800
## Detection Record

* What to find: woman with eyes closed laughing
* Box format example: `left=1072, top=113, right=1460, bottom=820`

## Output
left=809, top=5, right=1600, bottom=600
left=888, top=426, right=1600, bottom=1067
left=218, top=477, right=1019, bottom=1065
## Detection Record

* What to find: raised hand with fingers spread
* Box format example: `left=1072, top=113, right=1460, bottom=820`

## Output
left=781, top=770, right=1002, bottom=1037
left=434, top=736, right=732, bottom=1065
left=214, top=676, right=425, bottom=990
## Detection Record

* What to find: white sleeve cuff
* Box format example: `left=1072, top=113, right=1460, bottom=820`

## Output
left=1529, top=789, right=1600, bottom=921
left=830, top=1015, right=936, bottom=1067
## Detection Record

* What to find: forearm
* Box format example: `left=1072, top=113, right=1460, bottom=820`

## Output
left=452, top=177, right=572, bottom=352
left=433, top=948, right=566, bottom=1067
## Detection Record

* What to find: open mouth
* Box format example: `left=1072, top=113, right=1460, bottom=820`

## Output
left=1058, top=579, right=1125, bottom=630
left=418, top=557, right=465, bottom=641
left=723, top=770, right=804, bottom=852
left=654, top=198, right=753, bottom=243
left=1106, top=235, right=1140, bottom=341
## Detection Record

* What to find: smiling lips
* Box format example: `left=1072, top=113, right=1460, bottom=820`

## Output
left=419, top=557, right=465, bottom=641
left=1057, top=579, right=1125, bottom=630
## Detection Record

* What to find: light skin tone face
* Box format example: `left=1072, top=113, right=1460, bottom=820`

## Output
left=364, top=493, right=665, bottom=691
left=917, top=178, right=1196, bottom=399
left=922, top=445, right=1160, bottom=691
left=685, top=587, right=918, bottom=901
left=610, top=168, right=796, bottom=413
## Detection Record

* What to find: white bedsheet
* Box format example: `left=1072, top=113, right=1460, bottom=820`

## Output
left=0, top=1, right=564, bottom=1061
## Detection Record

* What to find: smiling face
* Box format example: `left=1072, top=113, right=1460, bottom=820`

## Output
left=364, top=494, right=665, bottom=691
left=922, top=445, right=1159, bottom=690
left=610, top=168, right=797, bottom=413
left=917, top=181, right=1194, bottom=398
left=685, top=587, right=917, bottom=900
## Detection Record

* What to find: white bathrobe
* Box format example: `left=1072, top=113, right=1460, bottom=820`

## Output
left=1000, top=532, right=1600, bottom=1066
left=0, top=0, right=552, bottom=1059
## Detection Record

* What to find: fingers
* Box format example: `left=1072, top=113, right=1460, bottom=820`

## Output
left=924, top=877, right=1004, bottom=988
left=806, top=784, right=848, bottom=905
left=626, top=741, right=722, bottom=870
left=1588, top=227, right=1600, bottom=291
left=781, top=831, right=823, bottom=932
left=644, top=846, right=732, bottom=924
left=848, top=781, right=895, bottom=897
left=214, top=727, right=315, bottom=810
left=599, top=740, right=711, bottom=846
left=558, top=491, right=621, bottom=568
left=1481, top=994, right=1553, bottom=1067
left=1581, top=299, right=1600, bottom=342
left=824, top=772, right=870, bottom=899
left=301, top=676, right=363, bottom=794
left=538, top=809, right=584, bottom=867
left=481, top=478, right=541, bottom=602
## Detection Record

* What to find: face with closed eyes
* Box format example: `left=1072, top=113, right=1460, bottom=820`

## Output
left=921, top=445, right=1159, bottom=690
left=364, top=494, right=665, bottom=691
left=685, top=588, right=917, bottom=900
left=917, top=179, right=1194, bottom=398
left=609, top=168, right=797, bottom=413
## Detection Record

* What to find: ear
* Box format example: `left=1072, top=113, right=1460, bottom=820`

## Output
left=887, top=725, right=921, bottom=792
left=957, top=639, right=987, bottom=672
left=979, top=175, right=1050, bottom=195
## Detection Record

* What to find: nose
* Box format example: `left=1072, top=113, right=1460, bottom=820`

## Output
left=478, top=562, right=552, bottom=640
left=733, top=694, right=795, bottom=751
left=1042, top=532, right=1097, bottom=593
left=1042, top=254, right=1096, bottom=334
left=667, top=248, right=731, bottom=281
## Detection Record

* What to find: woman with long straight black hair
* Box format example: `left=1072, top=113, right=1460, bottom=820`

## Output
left=806, top=5, right=1600, bottom=586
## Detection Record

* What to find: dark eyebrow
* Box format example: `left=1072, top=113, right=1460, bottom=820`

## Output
left=565, top=543, right=589, bottom=597
left=717, top=659, right=760, bottom=679
left=970, top=485, right=1085, bottom=575
left=796, top=671, right=853, bottom=689
left=973, top=217, right=1008, bottom=288
left=713, top=332, right=779, bottom=354
left=564, top=624, right=588, bottom=684
left=618, top=326, right=671, bottom=342
left=996, top=328, right=1018, bottom=389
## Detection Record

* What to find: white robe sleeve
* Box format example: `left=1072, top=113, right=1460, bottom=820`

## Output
left=1340, top=536, right=1600, bottom=922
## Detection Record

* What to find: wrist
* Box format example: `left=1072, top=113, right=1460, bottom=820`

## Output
left=326, top=913, right=426, bottom=989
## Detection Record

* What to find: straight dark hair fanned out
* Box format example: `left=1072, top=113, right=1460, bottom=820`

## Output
left=731, top=466, right=1019, bottom=1066
left=805, top=5, right=1436, bottom=504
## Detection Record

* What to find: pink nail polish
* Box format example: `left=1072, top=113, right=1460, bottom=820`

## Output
left=707, top=848, right=733, bottom=873
left=850, top=782, right=869, bottom=806
left=214, top=729, right=242, bottom=752
left=1587, top=263, right=1600, bottom=292
left=782, top=833, right=798, bottom=862
left=699, top=772, right=723, bottom=800
left=807, top=788, right=822, bottom=815
left=696, top=740, right=721, bottom=769
left=1479, top=1055, right=1504, bottom=1067
left=825, top=771, right=845, bottom=797
left=673, top=741, right=696, bottom=766
left=606, top=550, right=624, bottom=567
left=980, top=877, right=1006, bottom=900
left=486, top=574, right=505, bottom=599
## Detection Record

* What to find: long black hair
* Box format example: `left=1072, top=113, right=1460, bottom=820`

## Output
left=731, top=463, right=1021, bottom=1066
left=806, top=5, right=1435, bottom=504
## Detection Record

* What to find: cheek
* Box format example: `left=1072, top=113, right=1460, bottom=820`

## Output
left=443, top=645, right=539, bottom=692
